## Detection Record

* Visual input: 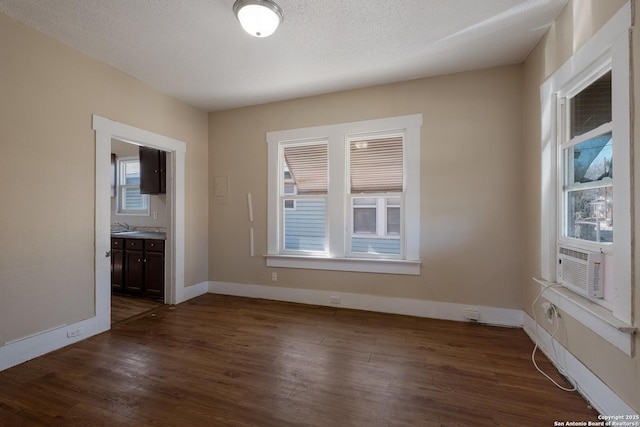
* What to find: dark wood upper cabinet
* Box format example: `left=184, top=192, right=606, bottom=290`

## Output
left=139, top=146, right=166, bottom=194
left=159, top=150, right=166, bottom=194
left=110, top=153, right=117, bottom=198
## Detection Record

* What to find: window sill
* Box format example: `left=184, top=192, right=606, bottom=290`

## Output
left=533, top=278, right=635, bottom=355
left=265, top=254, right=421, bottom=275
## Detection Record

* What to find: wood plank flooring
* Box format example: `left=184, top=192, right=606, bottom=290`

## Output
left=111, top=294, right=165, bottom=325
left=0, top=294, right=599, bottom=426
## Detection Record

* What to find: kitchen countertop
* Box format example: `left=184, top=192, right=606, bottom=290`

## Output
left=110, top=231, right=166, bottom=240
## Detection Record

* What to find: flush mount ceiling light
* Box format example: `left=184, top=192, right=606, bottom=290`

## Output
left=233, top=0, right=284, bottom=38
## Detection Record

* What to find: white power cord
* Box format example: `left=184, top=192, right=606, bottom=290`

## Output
left=531, top=284, right=577, bottom=392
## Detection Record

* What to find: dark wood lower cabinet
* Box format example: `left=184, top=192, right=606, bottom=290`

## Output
left=144, top=251, right=165, bottom=298
left=111, top=237, right=164, bottom=300
left=124, top=250, right=144, bottom=294
left=111, top=243, right=124, bottom=293
left=144, top=239, right=165, bottom=299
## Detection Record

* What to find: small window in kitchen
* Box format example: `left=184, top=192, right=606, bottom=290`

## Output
left=117, top=157, right=149, bottom=215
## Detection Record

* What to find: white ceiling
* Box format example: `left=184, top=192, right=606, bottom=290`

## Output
left=0, top=0, right=568, bottom=111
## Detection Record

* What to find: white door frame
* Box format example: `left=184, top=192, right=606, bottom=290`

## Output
left=93, top=115, right=187, bottom=325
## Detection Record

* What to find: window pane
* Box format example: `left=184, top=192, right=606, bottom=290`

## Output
left=566, top=187, right=613, bottom=243
left=122, top=187, right=148, bottom=210
left=284, top=183, right=296, bottom=195
left=283, top=199, right=325, bottom=251
left=283, top=143, right=328, bottom=195
left=387, top=196, right=401, bottom=206
left=570, top=71, right=611, bottom=138
left=387, top=206, right=400, bottom=235
left=123, top=161, right=141, bottom=185
left=283, top=165, right=295, bottom=194
left=564, top=132, right=612, bottom=185
left=354, top=207, right=376, bottom=234
left=353, top=198, right=376, bottom=206
left=350, top=136, right=403, bottom=193
left=351, top=238, right=401, bottom=255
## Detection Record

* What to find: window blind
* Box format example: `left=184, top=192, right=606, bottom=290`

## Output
left=570, top=71, right=611, bottom=138
left=123, top=187, right=147, bottom=210
left=350, top=137, right=403, bottom=193
left=283, top=143, right=328, bottom=195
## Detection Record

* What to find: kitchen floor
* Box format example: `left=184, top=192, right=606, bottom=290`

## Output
left=111, top=294, right=164, bottom=324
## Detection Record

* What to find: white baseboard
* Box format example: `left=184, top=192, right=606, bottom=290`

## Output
left=0, top=316, right=109, bottom=372
left=179, top=281, right=209, bottom=303
left=523, top=313, right=637, bottom=417
left=208, top=281, right=523, bottom=327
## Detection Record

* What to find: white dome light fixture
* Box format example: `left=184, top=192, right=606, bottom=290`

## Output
left=233, top=0, right=284, bottom=38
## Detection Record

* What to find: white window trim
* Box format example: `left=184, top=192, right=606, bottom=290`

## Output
left=116, top=157, right=150, bottom=216
left=539, top=2, right=633, bottom=353
left=266, top=114, right=422, bottom=275
left=557, top=66, right=614, bottom=259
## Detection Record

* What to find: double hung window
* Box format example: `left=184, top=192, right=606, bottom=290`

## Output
left=539, top=3, right=632, bottom=353
left=349, top=135, right=403, bottom=257
left=117, top=157, right=149, bottom=215
left=281, top=141, right=328, bottom=253
left=266, top=114, right=422, bottom=275
left=559, top=71, right=613, bottom=245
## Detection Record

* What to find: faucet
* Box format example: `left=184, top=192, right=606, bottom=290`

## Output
left=113, top=222, right=130, bottom=231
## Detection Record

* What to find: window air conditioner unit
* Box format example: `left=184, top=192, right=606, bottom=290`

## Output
left=557, top=246, right=604, bottom=298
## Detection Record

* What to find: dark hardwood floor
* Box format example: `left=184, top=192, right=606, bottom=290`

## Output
left=111, top=294, right=165, bottom=325
left=0, top=294, right=598, bottom=426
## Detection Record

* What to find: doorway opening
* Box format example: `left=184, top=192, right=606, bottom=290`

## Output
left=110, top=138, right=168, bottom=324
left=93, top=116, right=187, bottom=329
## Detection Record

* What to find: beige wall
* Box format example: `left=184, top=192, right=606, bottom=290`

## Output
left=522, top=0, right=638, bottom=412
left=0, top=14, right=209, bottom=345
left=209, top=65, right=524, bottom=309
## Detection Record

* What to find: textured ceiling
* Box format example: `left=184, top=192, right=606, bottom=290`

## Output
left=0, top=0, right=568, bottom=111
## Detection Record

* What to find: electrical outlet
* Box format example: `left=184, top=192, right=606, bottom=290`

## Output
left=329, top=295, right=341, bottom=305
left=67, top=328, right=82, bottom=338
left=542, top=302, right=555, bottom=324
left=464, top=309, right=480, bottom=322
left=271, top=272, right=278, bottom=282
left=153, top=211, right=158, bottom=220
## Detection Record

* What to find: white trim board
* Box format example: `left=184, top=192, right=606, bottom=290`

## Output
left=523, top=313, right=637, bottom=417
left=182, top=281, right=210, bottom=301
left=208, top=281, right=523, bottom=327
left=265, top=114, right=422, bottom=274
left=92, top=115, right=189, bottom=305
left=534, top=278, right=634, bottom=355
left=539, top=1, right=633, bottom=325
